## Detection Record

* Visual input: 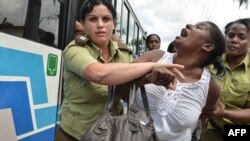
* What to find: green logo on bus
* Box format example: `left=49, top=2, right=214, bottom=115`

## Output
left=47, top=54, right=58, bottom=76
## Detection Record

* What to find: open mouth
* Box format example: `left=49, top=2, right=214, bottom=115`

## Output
left=180, top=28, right=188, bottom=37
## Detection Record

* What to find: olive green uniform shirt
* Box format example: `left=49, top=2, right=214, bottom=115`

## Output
left=59, top=39, right=133, bottom=140
left=208, top=53, right=250, bottom=129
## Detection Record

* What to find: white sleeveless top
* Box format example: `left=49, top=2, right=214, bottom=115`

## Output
left=135, top=52, right=211, bottom=141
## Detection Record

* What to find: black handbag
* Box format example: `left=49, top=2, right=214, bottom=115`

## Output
left=81, top=83, right=160, bottom=141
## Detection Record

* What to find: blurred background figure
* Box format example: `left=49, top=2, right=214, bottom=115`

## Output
left=146, top=33, right=161, bottom=51
left=75, top=21, right=84, bottom=37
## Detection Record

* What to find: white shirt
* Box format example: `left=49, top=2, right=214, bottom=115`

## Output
left=135, top=52, right=211, bottom=141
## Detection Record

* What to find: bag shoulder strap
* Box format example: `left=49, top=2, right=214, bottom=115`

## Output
left=106, top=83, right=152, bottom=120
left=106, top=85, right=116, bottom=113
left=140, top=85, right=154, bottom=123
left=128, top=84, right=152, bottom=121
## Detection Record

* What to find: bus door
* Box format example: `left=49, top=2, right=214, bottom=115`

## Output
left=0, top=0, right=78, bottom=141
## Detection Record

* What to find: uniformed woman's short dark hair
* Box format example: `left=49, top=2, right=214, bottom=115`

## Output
left=224, top=18, right=250, bottom=35
left=80, top=0, right=117, bottom=21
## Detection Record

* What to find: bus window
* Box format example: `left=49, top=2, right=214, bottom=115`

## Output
left=0, top=0, right=61, bottom=48
left=121, top=4, right=128, bottom=43
left=38, top=0, right=60, bottom=47
left=0, top=0, right=28, bottom=37
left=128, top=13, right=135, bottom=50
left=114, top=0, right=122, bottom=36
left=23, top=0, right=61, bottom=47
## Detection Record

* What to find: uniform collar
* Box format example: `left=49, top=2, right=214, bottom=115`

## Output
left=223, top=53, right=250, bottom=72
left=87, top=39, right=119, bottom=62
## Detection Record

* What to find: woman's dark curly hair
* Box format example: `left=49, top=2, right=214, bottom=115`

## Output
left=204, top=21, right=226, bottom=76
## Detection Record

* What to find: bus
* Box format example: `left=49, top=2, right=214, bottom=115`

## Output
left=0, top=0, right=146, bottom=141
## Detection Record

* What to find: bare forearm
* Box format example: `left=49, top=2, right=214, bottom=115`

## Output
left=84, top=62, right=155, bottom=85
left=223, top=109, right=250, bottom=122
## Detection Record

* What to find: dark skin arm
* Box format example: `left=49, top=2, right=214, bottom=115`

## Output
left=205, top=100, right=250, bottom=122
left=116, top=50, right=185, bottom=101
left=203, top=78, right=220, bottom=112
left=116, top=67, right=182, bottom=101
left=134, top=50, right=183, bottom=89
left=200, top=76, right=220, bottom=126
left=203, top=79, right=250, bottom=122
left=134, top=49, right=166, bottom=62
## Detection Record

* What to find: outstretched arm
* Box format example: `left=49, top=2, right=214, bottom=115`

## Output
left=64, top=44, right=183, bottom=85
left=84, top=49, right=184, bottom=85
left=84, top=62, right=184, bottom=85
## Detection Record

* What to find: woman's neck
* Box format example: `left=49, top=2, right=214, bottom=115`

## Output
left=227, top=53, right=246, bottom=69
left=98, top=42, right=110, bottom=63
left=173, top=54, right=204, bottom=83
left=173, top=53, right=203, bottom=69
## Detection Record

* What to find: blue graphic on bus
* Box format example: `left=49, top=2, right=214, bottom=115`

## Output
left=0, top=46, right=58, bottom=141
left=0, top=46, right=47, bottom=105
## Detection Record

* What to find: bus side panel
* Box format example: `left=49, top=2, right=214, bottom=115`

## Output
left=0, top=32, right=62, bottom=141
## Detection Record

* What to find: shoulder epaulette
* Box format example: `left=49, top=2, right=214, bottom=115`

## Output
left=117, top=42, right=132, bottom=54
left=75, top=35, right=90, bottom=46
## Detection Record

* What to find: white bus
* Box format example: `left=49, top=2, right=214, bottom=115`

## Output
left=0, top=0, right=146, bottom=141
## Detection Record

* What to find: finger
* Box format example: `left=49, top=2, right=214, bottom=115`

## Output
left=170, top=78, right=177, bottom=89
left=162, top=75, right=176, bottom=90
left=168, top=82, right=176, bottom=90
left=155, top=64, right=184, bottom=69
left=171, top=68, right=185, bottom=79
